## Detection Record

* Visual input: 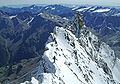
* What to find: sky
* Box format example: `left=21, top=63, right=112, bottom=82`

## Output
left=0, top=0, right=120, bottom=7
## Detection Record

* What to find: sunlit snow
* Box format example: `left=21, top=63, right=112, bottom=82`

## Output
left=93, top=9, right=110, bottom=13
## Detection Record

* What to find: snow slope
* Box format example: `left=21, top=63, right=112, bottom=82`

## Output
left=21, top=14, right=120, bottom=84
left=76, top=7, right=91, bottom=12
left=92, top=9, right=110, bottom=13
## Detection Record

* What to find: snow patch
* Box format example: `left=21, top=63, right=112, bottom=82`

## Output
left=38, top=13, right=43, bottom=16
left=9, top=15, right=17, bottom=19
left=76, top=7, right=91, bottom=12
left=93, top=9, right=110, bottom=13
left=72, top=7, right=79, bottom=10
left=45, top=7, right=49, bottom=9
left=51, top=7, right=55, bottom=10
left=27, top=18, right=34, bottom=24
left=63, top=17, right=68, bottom=20
left=112, top=13, right=120, bottom=16
left=31, top=7, right=33, bottom=10
left=89, top=7, right=97, bottom=11
left=31, top=77, right=39, bottom=84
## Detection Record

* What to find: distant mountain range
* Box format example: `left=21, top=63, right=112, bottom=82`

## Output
left=68, top=6, right=120, bottom=58
left=0, top=4, right=120, bottom=84
left=0, top=5, right=74, bottom=14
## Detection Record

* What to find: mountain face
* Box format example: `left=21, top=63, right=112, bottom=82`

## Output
left=20, top=14, right=120, bottom=84
left=0, top=5, right=120, bottom=84
left=0, top=10, right=67, bottom=83
left=64, top=6, right=120, bottom=58
left=60, top=6, right=120, bottom=34
left=0, top=10, right=65, bottom=66
left=17, top=5, right=120, bottom=59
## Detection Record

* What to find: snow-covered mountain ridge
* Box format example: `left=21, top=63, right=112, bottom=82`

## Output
left=21, top=14, right=120, bottom=84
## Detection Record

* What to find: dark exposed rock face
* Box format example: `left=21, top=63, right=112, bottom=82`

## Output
left=0, top=10, right=63, bottom=83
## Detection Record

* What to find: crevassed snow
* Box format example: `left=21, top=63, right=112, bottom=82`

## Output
left=76, top=7, right=91, bottom=12
left=93, top=9, right=110, bottom=13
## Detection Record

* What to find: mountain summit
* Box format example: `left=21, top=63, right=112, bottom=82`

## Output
left=20, top=13, right=120, bottom=84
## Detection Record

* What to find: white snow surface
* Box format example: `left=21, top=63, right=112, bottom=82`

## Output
left=93, top=9, right=110, bottom=13
left=76, top=7, right=91, bottom=12
left=51, top=7, right=55, bottom=10
left=112, top=13, right=120, bottom=16
left=31, top=7, right=33, bottom=10
left=72, top=7, right=79, bottom=10
left=37, top=13, right=43, bottom=16
left=21, top=16, right=120, bottom=84
left=27, top=17, right=34, bottom=24
left=45, top=7, right=49, bottom=9
left=89, top=7, right=97, bottom=11
left=9, top=15, right=17, bottom=19
left=63, top=17, right=68, bottom=20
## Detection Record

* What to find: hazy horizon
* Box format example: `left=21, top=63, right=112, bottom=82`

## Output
left=0, top=0, right=120, bottom=7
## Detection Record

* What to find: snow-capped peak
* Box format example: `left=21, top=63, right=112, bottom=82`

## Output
left=21, top=13, right=120, bottom=84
